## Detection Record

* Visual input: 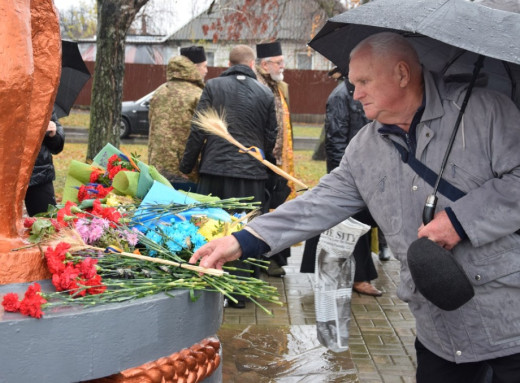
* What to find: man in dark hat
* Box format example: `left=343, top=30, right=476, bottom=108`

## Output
left=180, top=45, right=278, bottom=308
left=255, top=40, right=295, bottom=277
left=148, top=45, right=207, bottom=189
left=180, top=45, right=208, bottom=80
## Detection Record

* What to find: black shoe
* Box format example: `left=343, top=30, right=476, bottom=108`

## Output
left=228, top=300, right=246, bottom=309
left=379, top=247, right=391, bottom=261
left=266, top=260, right=286, bottom=277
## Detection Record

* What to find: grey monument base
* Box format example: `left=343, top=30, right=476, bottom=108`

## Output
left=0, top=280, right=223, bottom=383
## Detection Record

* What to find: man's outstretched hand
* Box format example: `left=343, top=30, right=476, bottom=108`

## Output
left=189, top=235, right=243, bottom=271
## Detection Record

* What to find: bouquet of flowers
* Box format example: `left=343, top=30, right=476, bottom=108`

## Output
left=3, top=144, right=279, bottom=319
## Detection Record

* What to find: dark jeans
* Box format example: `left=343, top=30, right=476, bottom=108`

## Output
left=415, top=338, right=520, bottom=383
left=25, top=182, right=56, bottom=216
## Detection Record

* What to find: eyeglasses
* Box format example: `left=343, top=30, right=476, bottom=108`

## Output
left=267, top=59, right=284, bottom=66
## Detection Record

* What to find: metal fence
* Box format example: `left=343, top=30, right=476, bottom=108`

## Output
left=75, top=63, right=338, bottom=123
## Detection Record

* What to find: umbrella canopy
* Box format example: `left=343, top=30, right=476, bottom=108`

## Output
left=308, top=0, right=520, bottom=108
left=54, top=40, right=91, bottom=118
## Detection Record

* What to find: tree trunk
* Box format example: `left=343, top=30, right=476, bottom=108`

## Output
left=87, top=0, right=149, bottom=161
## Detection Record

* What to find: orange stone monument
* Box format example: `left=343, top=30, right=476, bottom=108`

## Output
left=0, top=5, right=222, bottom=383
left=0, top=0, right=60, bottom=284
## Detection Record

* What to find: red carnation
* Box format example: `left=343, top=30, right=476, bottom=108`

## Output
left=44, top=242, right=71, bottom=275
left=46, top=256, right=66, bottom=275
left=77, top=185, right=89, bottom=202
left=78, top=185, right=113, bottom=202
left=46, top=242, right=71, bottom=261
left=50, top=218, right=63, bottom=231
left=90, top=199, right=104, bottom=215
left=77, top=258, right=98, bottom=279
left=23, top=217, right=37, bottom=229
left=19, top=296, right=46, bottom=319
left=71, top=279, right=88, bottom=297
left=19, top=283, right=47, bottom=319
left=89, top=169, right=103, bottom=183
left=108, top=164, right=123, bottom=180
left=96, top=184, right=114, bottom=199
left=2, top=292, right=21, bottom=312
left=84, top=274, right=107, bottom=295
left=57, top=201, right=84, bottom=226
left=24, top=283, right=42, bottom=299
left=91, top=199, right=121, bottom=224
left=102, top=208, right=122, bottom=225
left=52, top=264, right=80, bottom=293
left=107, top=154, right=119, bottom=168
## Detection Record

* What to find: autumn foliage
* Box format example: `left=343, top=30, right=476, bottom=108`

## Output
left=203, top=0, right=280, bottom=43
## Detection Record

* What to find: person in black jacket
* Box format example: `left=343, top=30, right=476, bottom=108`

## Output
left=301, top=72, right=387, bottom=296
left=25, top=107, right=65, bottom=216
left=180, top=45, right=278, bottom=308
left=180, top=45, right=277, bottom=205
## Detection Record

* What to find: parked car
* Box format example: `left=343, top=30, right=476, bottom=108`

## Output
left=120, top=91, right=154, bottom=138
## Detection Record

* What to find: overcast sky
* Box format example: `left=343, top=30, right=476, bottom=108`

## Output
left=53, top=0, right=212, bottom=35
left=53, top=0, right=92, bottom=11
left=53, top=0, right=208, bottom=10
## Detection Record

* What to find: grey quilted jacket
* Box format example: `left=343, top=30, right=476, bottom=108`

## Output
left=248, top=70, right=520, bottom=363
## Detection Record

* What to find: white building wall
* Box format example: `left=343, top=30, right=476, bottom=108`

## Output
left=79, top=40, right=335, bottom=71
left=195, top=41, right=333, bottom=70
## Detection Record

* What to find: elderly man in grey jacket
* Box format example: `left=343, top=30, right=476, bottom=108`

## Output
left=190, top=32, right=520, bottom=382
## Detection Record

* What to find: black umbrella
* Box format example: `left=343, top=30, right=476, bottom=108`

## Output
left=308, top=0, right=520, bottom=108
left=309, top=0, right=520, bottom=222
left=308, top=0, right=520, bottom=310
left=54, top=40, right=91, bottom=118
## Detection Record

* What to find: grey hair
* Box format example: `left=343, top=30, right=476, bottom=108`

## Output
left=350, top=32, right=421, bottom=68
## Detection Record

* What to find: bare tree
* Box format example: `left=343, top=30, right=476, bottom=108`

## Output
left=128, top=0, right=176, bottom=35
left=202, top=0, right=281, bottom=43
left=202, top=0, right=345, bottom=43
left=59, top=0, right=97, bottom=39
left=87, top=0, right=149, bottom=160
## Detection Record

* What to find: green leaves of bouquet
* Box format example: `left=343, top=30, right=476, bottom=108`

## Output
left=6, top=195, right=280, bottom=319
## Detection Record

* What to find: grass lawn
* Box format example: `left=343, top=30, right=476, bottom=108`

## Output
left=58, top=110, right=323, bottom=137
left=293, top=124, right=322, bottom=138
left=59, top=110, right=90, bottom=129
left=54, top=110, right=326, bottom=201
left=54, top=144, right=326, bottom=202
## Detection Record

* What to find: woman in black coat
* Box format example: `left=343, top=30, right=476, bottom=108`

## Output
left=301, top=80, right=385, bottom=296
left=25, top=108, right=65, bottom=216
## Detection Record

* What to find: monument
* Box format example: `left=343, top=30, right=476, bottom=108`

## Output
left=0, top=2, right=222, bottom=382
left=0, top=0, right=59, bottom=283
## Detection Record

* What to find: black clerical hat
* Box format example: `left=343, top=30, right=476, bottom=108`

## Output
left=256, top=41, right=282, bottom=58
left=180, top=46, right=206, bottom=64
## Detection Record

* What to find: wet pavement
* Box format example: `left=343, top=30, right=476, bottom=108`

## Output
left=218, top=243, right=417, bottom=383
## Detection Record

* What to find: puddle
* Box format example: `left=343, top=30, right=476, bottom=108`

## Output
left=218, top=324, right=358, bottom=382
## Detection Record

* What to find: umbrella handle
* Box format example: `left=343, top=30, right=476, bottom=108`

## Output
left=422, top=194, right=437, bottom=225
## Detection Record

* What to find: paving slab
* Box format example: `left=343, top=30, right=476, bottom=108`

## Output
left=219, top=243, right=417, bottom=382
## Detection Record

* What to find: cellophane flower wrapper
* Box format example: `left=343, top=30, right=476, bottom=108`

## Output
left=5, top=146, right=275, bottom=319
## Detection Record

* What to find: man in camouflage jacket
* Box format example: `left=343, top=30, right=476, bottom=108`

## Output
left=148, top=46, right=207, bottom=186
